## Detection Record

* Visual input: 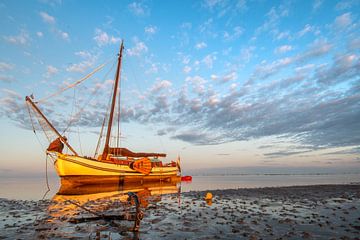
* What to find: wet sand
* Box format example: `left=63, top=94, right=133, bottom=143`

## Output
left=1, top=184, right=359, bottom=239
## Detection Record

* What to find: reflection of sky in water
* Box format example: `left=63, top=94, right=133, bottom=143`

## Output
left=35, top=182, right=180, bottom=239
left=181, top=174, right=360, bottom=192
left=0, top=173, right=359, bottom=200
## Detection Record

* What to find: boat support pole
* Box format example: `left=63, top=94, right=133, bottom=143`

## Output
left=25, top=96, right=79, bottom=156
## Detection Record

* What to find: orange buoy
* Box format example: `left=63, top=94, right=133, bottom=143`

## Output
left=205, top=192, right=213, bottom=200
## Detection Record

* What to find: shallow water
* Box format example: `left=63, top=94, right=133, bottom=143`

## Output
left=181, top=173, right=360, bottom=192
left=1, top=173, right=359, bottom=200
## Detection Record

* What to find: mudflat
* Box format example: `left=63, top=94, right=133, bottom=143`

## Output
left=0, top=184, right=359, bottom=239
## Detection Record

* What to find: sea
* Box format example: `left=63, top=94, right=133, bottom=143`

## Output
left=1, top=172, right=359, bottom=200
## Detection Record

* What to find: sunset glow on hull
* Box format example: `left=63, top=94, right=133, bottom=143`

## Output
left=54, top=153, right=180, bottom=186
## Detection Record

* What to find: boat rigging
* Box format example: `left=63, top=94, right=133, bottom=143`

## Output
left=25, top=40, right=181, bottom=186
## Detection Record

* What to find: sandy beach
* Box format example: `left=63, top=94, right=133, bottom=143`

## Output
left=1, top=184, right=359, bottom=239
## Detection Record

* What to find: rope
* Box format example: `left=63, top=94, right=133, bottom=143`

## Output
left=37, top=61, right=109, bottom=104
left=73, top=88, right=83, bottom=155
left=107, top=67, right=117, bottom=149
left=26, top=102, right=49, bottom=153
left=94, top=116, right=106, bottom=158
left=117, top=80, right=121, bottom=148
left=36, top=113, right=52, bottom=143
left=63, top=88, right=77, bottom=135
left=28, top=102, right=53, bottom=143
left=61, top=58, right=117, bottom=135
left=127, top=55, right=167, bottom=153
left=77, top=126, right=83, bottom=156
left=41, top=154, right=51, bottom=200
left=94, top=68, right=116, bottom=157
left=65, top=199, right=103, bottom=217
left=26, top=102, right=36, bottom=134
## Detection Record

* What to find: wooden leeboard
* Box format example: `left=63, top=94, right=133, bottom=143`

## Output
left=133, top=158, right=152, bottom=175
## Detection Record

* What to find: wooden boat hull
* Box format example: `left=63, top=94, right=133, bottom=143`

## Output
left=54, top=153, right=180, bottom=186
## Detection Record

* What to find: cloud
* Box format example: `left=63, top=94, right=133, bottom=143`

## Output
left=249, top=39, right=332, bottom=83
left=312, top=0, right=323, bottom=11
left=296, top=39, right=332, bottom=62
left=239, top=46, right=255, bottom=63
left=0, top=62, right=15, bottom=83
left=334, top=12, right=352, bottom=29
left=202, top=0, right=247, bottom=16
left=56, top=29, right=69, bottom=41
left=151, top=80, right=172, bottom=93
left=297, top=24, right=316, bottom=37
left=255, top=4, right=290, bottom=39
left=202, top=0, right=223, bottom=9
left=93, top=28, right=120, bottom=47
left=222, top=71, right=237, bottom=82
left=323, top=146, right=360, bottom=155
left=0, top=89, right=31, bottom=129
left=128, top=2, right=149, bottom=16
left=0, top=62, right=14, bottom=72
left=6, top=43, right=359, bottom=154
left=198, top=18, right=217, bottom=38
left=39, top=11, right=70, bottom=41
left=44, top=65, right=59, bottom=77
left=171, top=132, right=221, bottom=145
left=315, top=54, right=359, bottom=85
left=183, top=66, right=192, bottom=74
left=181, top=55, right=190, bottom=65
left=127, top=39, right=148, bottom=56
left=39, top=0, right=62, bottom=7
left=66, top=51, right=97, bottom=73
left=195, top=42, right=207, bottom=50
left=66, top=61, right=92, bottom=73
left=39, top=11, right=55, bottom=24
left=211, top=71, right=237, bottom=83
left=145, top=63, right=159, bottom=74
left=0, top=75, right=15, bottom=83
left=144, top=25, right=157, bottom=34
left=250, top=57, right=293, bottom=81
left=274, top=45, right=293, bottom=54
left=264, top=149, right=312, bottom=158
left=75, top=51, right=92, bottom=58
left=210, top=74, right=220, bottom=81
left=335, top=0, right=359, bottom=11
left=223, top=26, right=244, bottom=41
left=185, top=75, right=207, bottom=94
left=3, top=30, right=30, bottom=45
left=348, top=38, right=360, bottom=50
left=105, top=45, right=359, bottom=154
left=202, top=54, right=216, bottom=68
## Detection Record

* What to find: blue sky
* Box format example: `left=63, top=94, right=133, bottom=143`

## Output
left=0, top=0, right=359, bottom=175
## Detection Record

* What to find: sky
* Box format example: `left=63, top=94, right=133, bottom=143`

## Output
left=0, top=0, right=360, bottom=176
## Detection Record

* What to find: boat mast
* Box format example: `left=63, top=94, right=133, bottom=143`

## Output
left=25, top=96, right=79, bottom=156
left=102, top=40, right=124, bottom=160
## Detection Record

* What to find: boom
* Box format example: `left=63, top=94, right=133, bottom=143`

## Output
left=25, top=96, right=79, bottom=156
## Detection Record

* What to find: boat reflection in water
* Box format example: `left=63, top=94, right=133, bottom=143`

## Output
left=38, top=180, right=181, bottom=239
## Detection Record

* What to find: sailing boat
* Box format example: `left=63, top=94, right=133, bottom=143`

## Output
left=26, top=40, right=181, bottom=186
